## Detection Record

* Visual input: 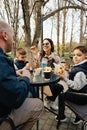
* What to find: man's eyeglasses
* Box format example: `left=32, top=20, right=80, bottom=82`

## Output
left=42, top=43, right=49, bottom=46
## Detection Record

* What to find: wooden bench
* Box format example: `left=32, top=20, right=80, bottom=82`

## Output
left=57, top=92, right=87, bottom=130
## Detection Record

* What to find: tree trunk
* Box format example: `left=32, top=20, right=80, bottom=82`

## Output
left=62, top=9, right=67, bottom=56
left=21, top=0, right=31, bottom=48
left=57, top=0, right=60, bottom=55
left=69, top=10, right=74, bottom=54
left=32, top=0, right=42, bottom=46
left=79, top=1, right=84, bottom=44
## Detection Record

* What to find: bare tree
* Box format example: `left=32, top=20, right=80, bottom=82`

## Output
left=32, top=0, right=42, bottom=46
left=61, top=1, right=69, bottom=56
left=43, top=0, right=87, bottom=55
left=1, top=0, right=87, bottom=57
left=69, top=10, right=74, bottom=54
left=4, top=0, right=20, bottom=56
left=57, top=0, right=61, bottom=55
left=21, top=0, right=47, bottom=48
left=21, top=0, right=31, bottom=48
left=79, top=0, right=85, bottom=44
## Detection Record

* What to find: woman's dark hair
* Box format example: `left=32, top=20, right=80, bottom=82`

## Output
left=40, top=38, right=54, bottom=60
left=73, top=45, right=87, bottom=55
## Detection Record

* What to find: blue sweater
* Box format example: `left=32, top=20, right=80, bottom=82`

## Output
left=0, top=48, right=30, bottom=117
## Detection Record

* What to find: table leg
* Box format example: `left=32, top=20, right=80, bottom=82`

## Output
left=37, top=87, right=39, bottom=130
left=41, top=86, right=43, bottom=101
left=36, top=120, right=39, bottom=130
left=37, top=87, right=39, bottom=98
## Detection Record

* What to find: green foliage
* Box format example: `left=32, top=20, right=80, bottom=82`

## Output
left=63, top=53, right=72, bottom=58
left=7, top=52, right=14, bottom=59
left=55, top=42, right=80, bottom=56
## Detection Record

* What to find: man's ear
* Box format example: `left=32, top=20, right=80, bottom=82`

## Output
left=85, top=55, right=87, bottom=59
left=2, top=31, right=8, bottom=41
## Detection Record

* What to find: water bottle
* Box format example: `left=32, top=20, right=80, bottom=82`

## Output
left=41, top=58, right=47, bottom=77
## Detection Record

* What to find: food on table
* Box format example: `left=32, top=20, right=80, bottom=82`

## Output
left=45, top=67, right=52, bottom=71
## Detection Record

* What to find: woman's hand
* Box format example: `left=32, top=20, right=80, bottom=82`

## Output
left=30, top=45, right=37, bottom=54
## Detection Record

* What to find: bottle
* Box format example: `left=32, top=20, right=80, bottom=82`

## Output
left=41, top=58, right=47, bottom=70
left=41, top=58, right=47, bottom=77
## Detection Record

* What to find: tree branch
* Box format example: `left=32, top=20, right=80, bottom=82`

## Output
left=43, top=5, right=87, bottom=21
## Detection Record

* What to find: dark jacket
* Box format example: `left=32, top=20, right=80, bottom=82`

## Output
left=68, top=61, right=87, bottom=93
left=14, top=60, right=28, bottom=69
left=69, top=61, right=87, bottom=80
left=0, top=48, right=30, bottom=117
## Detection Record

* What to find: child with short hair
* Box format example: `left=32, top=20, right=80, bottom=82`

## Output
left=14, top=48, right=28, bottom=70
left=56, top=45, right=87, bottom=124
left=14, top=48, right=37, bottom=98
